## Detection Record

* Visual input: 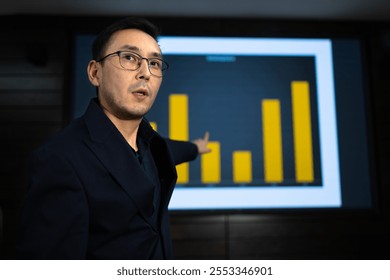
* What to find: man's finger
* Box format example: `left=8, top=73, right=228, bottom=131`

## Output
left=203, top=131, right=210, bottom=141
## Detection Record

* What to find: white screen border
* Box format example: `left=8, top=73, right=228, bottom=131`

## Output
left=158, top=37, right=341, bottom=210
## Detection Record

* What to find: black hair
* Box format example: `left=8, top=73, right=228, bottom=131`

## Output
left=92, top=17, right=160, bottom=61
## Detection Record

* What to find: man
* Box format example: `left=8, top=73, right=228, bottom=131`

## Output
left=16, top=17, right=210, bottom=259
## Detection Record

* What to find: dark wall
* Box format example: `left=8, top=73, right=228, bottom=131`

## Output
left=0, top=15, right=389, bottom=260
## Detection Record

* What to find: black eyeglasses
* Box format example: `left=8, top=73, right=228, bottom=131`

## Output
left=96, top=50, right=169, bottom=77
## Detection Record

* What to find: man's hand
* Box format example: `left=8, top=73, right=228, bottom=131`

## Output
left=192, top=132, right=212, bottom=154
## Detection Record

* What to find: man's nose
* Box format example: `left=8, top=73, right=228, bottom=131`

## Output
left=136, top=58, right=151, bottom=80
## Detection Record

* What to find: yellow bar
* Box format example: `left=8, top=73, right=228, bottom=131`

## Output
left=262, top=99, right=283, bottom=183
left=291, top=81, right=314, bottom=182
left=149, top=121, right=157, bottom=131
left=201, top=141, right=221, bottom=184
left=169, top=94, right=189, bottom=183
left=233, top=151, right=252, bottom=183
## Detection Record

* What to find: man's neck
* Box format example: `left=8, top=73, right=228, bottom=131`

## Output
left=102, top=108, right=142, bottom=151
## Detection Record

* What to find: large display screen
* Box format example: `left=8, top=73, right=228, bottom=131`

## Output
left=71, top=34, right=373, bottom=211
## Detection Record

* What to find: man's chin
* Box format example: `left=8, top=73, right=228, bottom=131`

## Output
left=117, top=107, right=149, bottom=121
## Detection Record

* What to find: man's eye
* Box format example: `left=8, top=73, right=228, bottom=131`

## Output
left=122, top=54, right=137, bottom=61
left=149, top=60, right=161, bottom=68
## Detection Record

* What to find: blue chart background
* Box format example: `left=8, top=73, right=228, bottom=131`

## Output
left=147, top=55, right=322, bottom=187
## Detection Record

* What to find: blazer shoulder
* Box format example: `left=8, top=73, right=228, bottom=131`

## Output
left=32, top=118, right=88, bottom=159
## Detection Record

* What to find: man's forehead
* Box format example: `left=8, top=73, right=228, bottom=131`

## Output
left=117, top=44, right=162, bottom=58
left=108, top=29, right=160, bottom=50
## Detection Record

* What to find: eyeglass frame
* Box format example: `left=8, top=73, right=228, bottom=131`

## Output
left=96, top=50, right=169, bottom=77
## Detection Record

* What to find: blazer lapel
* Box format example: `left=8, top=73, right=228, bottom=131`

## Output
left=82, top=99, right=155, bottom=219
left=150, top=137, right=177, bottom=210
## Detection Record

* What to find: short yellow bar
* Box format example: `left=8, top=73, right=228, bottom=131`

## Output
left=233, top=151, right=252, bottom=183
left=291, top=81, right=314, bottom=182
left=262, top=99, right=283, bottom=183
left=201, top=141, right=221, bottom=184
left=169, top=94, right=189, bottom=183
left=149, top=121, right=157, bottom=132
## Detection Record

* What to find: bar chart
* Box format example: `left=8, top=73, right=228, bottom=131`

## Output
left=149, top=80, right=319, bottom=187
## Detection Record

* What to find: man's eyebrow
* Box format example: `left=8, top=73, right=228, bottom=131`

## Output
left=120, top=45, right=141, bottom=52
left=120, top=45, right=163, bottom=58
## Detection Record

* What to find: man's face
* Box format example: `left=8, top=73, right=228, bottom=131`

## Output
left=89, top=29, right=163, bottom=120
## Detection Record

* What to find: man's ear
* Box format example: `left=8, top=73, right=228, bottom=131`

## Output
left=87, top=60, right=100, bottom=87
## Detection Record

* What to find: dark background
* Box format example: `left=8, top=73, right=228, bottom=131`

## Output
left=0, top=15, right=389, bottom=259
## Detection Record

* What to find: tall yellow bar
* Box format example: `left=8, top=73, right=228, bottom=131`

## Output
left=201, top=141, right=221, bottom=184
left=291, top=81, right=314, bottom=182
left=233, top=151, right=252, bottom=183
left=169, top=94, right=189, bottom=183
left=262, top=99, right=283, bottom=183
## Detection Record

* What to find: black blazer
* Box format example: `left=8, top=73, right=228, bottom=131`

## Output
left=16, top=98, right=197, bottom=259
